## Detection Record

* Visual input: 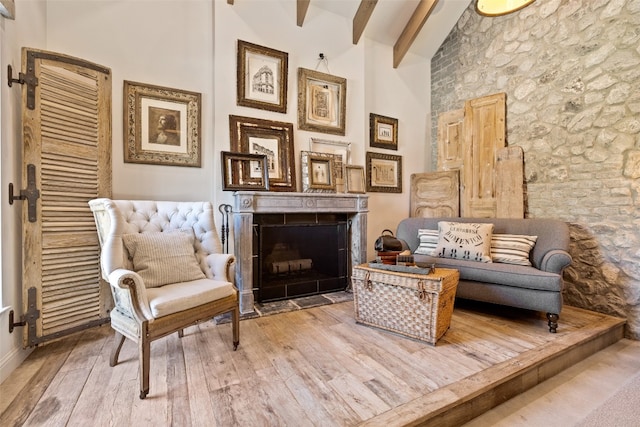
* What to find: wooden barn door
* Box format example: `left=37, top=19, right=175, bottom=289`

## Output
left=19, top=48, right=112, bottom=347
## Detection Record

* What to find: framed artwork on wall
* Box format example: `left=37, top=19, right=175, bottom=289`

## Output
left=300, top=151, right=337, bottom=193
left=345, top=165, right=366, bottom=194
left=369, top=113, right=398, bottom=150
left=229, top=115, right=296, bottom=192
left=236, top=40, right=288, bottom=113
left=366, top=151, right=402, bottom=193
left=297, top=68, right=346, bottom=135
left=221, top=151, right=269, bottom=191
left=123, top=81, right=202, bottom=167
left=309, top=138, right=351, bottom=192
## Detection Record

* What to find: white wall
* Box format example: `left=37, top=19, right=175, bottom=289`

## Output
left=0, top=0, right=431, bottom=383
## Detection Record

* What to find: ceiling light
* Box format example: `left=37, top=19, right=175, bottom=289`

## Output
left=476, top=0, right=535, bottom=17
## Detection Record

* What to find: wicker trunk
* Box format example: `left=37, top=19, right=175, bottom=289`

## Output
left=352, top=264, right=459, bottom=345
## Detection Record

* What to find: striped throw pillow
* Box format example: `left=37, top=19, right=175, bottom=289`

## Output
left=122, top=232, right=206, bottom=288
left=491, top=234, right=538, bottom=266
left=414, top=229, right=438, bottom=255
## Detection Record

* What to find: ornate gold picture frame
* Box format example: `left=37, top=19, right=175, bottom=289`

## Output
left=123, top=81, right=201, bottom=167
left=369, top=113, right=398, bottom=150
left=345, top=165, right=366, bottom=194
left=297, top=68, right=346, bottom=135
left=229, top=115, right=296, bottom=192
left=221, top=151, right=269, bottom=191
left=237, top=40, right=288, bottom=113
left=366, top=151, right=402, bottom=193
left=301, top=151, right=337, bottom=193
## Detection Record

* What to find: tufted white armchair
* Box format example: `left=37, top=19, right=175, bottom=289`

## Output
left=88, top=198, right=239, bottom=399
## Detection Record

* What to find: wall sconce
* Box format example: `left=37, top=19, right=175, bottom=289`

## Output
left=476, top=0, right=535, bottom=17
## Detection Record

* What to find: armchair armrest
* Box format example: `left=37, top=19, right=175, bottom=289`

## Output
left=206, top=253, right=236, bottom=282
left=107, top=268, right=154, bottom=322
left=539, top=250, right=572, bottom=274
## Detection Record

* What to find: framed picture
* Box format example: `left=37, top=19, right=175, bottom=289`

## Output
left=123, top=81, right=201, bottom=167
left=370, top=113, right=398, bottom=150
left=221, top=151, right=269, bottom=191
left=298, top=68, right=346, bottom=135
left=237, top=40, right=288, bottom=113
left=345, top=166, right=366, bottom=194
left=309, top=138, right=351, bottom=192
left=366, top=151, right=402, bottom=193
left=301, top=151, right=337, bottom=193
left=229, top=115, right=296, bottom=192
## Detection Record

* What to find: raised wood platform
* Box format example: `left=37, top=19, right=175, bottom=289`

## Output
left=0, top=300, right=625, bottom=426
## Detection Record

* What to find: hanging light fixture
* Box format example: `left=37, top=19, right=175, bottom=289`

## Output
left=476, top=0, right=535, bottom=17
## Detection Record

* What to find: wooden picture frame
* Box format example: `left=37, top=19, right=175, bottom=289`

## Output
left=301, top=151, right=337, bottom=193
left=345, top=165, right=366, bottom=194
left=298, top=68, right=346, bottom=135
left=229, top=115, right=296, bottom=192
left=309, top=138, right=351, bottom=192
left=123, top=81, right=201, bottom=167
left=221, top=151, right=269, bottom=191
left=237, top=40, right=288, bottom=113
left=369, top=113, right=398, bottom=150
left=366, top=151, right=402, bottom=193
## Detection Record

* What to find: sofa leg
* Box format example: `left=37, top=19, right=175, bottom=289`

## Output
left=547, top=313, right=559, bottom=333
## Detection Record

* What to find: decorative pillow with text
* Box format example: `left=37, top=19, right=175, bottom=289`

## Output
left=435, top=222, right=494, bottom=263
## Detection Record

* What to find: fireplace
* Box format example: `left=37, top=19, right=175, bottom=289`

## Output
left=233, top=192, right=368, bottom=314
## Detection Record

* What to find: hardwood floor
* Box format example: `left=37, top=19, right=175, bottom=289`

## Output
left=0, top=299, right=627, bottom=427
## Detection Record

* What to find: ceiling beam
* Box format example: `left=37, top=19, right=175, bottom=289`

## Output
left=353, top=0, right=378, bottom=45
left=393, top=0, right=439, bottom=68
left=227, top=0, right=234, bottom=4
left=297, top=0, right=310, bottom=27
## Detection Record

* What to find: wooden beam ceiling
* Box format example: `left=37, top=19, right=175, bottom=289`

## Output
left=297, top=0, right=310, bottom=27
left=353, top=0, right=378, bottom=45
left=393, top=0, right=439, bottom=68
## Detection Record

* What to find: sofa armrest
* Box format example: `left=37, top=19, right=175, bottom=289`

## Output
left=107, top=268, right=154, bottom=322
left=206, top=253, right=236, bottom=282
left=539, top=250, right=572, bottom=274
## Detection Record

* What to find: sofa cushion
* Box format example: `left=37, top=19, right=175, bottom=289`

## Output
left=415, top=229, right=438, bottom=255
left=491, top=234, right=538, bottom=266
left=146, top=278, right=235, bottom=318
left=122, top=232, right=206, bottom=288
left=414, top=254, right=563, bottom=292
left=435, top=221, right=493, bottom=263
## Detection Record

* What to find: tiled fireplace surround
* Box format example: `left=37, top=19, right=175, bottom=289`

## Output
left=233, top=192, right=369, bottom=314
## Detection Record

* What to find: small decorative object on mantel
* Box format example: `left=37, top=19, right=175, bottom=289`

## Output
left=369, top=113, right=398, bottom=150
left=297, top=67, right=347, bottom=135
left=366, top=151, right=402, bottom=193
left=236, top=40, right=288, bottom=113
left=123, top=81, right=202, bottom=167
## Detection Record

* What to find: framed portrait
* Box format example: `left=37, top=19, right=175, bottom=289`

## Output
left=369, top=113, right=398, bottom=150
left=366, top=151, right=402, bottom=193
left=301, top=151, right=337, bottom=193
left=345, top=165, right=366, bottom=194
left=221, top=151, right=269, bottom=191
left=123, top=81, right=201, bottom=167
left=229, top=115, right=296, bottom=192
left=237, top=40, right=288, bottom=113
left=298, top=68, right=346, bottom=135
left=309, top=138, right=351, bottom=192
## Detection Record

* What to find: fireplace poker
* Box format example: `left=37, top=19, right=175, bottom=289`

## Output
left=218, top=204, right=232, bottom=253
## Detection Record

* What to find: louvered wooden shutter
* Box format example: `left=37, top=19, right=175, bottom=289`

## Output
left=21, top=48, right=112, bottom=347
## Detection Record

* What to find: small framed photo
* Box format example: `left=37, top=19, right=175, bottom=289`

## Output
left=366, top=151, right=402, bottom=193
left=345, top=165, right=366, bottom=194
left=369, top=113, right=398, bottom=150
left=229, top=115, right=296, bottom=192
left=123, top=81, right=202, bottom=167
left=301, top=151, right=337, bottom=193
left=221, top=151, right=269, bottom=191
left=237, top=40, right=288, bottom=113
left=309, top=138, right=351, bottom=192
left=298, top=68, right=346, bottom=135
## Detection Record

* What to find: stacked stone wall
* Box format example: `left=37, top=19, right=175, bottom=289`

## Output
left=431, top=0, right=640, bottom=338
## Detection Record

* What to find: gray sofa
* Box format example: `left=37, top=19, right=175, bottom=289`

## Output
left=396, top=217, right=572, bottom=332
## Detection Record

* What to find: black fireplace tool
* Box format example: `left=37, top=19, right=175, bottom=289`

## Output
left=218, top=204, right=232, bottom=254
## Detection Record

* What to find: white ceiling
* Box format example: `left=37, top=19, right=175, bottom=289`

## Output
left=311, top=0, right=473, bottom=60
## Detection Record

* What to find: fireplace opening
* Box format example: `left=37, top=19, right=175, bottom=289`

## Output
left=254, top=214, right=349, bottom=303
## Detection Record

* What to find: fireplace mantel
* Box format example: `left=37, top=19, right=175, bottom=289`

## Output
left=233, top=191, right=368, bottom=314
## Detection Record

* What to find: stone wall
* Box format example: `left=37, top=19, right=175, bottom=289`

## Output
left=431, top=0, right=640, bottom=339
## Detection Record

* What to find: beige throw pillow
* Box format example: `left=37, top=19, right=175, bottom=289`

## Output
left=435, top=222, right=494, bottom=263
left=491, top=233, right=537, bottom=266
left=122, top=232, right=205, bottom=288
